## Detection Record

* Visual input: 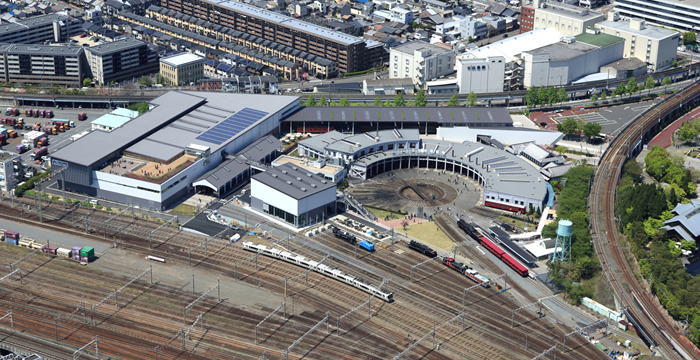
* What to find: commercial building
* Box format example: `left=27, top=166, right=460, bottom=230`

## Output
left=3, top=44, right=85, bottom=86
left=520, top=5, right=536, bottom=34
left=662, top=200, right=700, bottom=243
left=362, top=78, right=415, bottom=95
left=0, top=13, right=83, bottom=44
left=50, top=91, right=300, bottom=210
left=596, top=15, right=680, bottom=71
left=251, top=162, right=337, bottom=228
left=158, top=0, right=387, bottom=74
left=390, top=42, right=455, bottom=88
left=85, top=37, right=159, bottom=85
left=160, top=53, right=205, bottom=86
left=455, top=56, right=506, bottom=94
left=531, top=2, right=604, bottom=37
left=613, top=0, right=700, bottom=32
left=297, top=129, right=422, bottom=165
left=0, top=151, right=20, bottom=195
left=521, top=31, right=623, bottom=87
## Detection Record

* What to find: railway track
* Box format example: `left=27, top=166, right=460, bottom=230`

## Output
left=589, top=82, right=700, bottom=360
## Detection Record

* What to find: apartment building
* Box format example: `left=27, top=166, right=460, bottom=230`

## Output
left=614, top=0, right=700, bottom=32
left=160, top=53, right=205, bottom=85
left=158, top=0, right=387, bottom=73
left=0, top=13, right=83, bottom=44
left=532, top=2, right=604, bottom=36
left=520, top=5, right=536, bottom=33
left=85, top=37, right=159, bottom=84
left=596, top=14, right=680, bottom=70
left=436, top=15, right=488, bottom=40
left=390, top=42, right=455, bottom=88
left=0, top=151, right=19, bottom=195
left=4, top=44, right=84, bottom=86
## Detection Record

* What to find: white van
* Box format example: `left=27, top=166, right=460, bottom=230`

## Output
left=89, top=199, right=99, bottom=205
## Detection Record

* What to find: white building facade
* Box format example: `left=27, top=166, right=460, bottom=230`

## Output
left=390, top=42, right=455, bottom=88
left=532, top=3, right=604, bottom=36
left=455, top=56, right=505, bottom=94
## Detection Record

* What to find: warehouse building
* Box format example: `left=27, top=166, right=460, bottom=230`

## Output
left=158, top=0, right=387, bottom=74
left=50, top=91, right=300, bottom=209
left=251, top=162, right=337, bottom=227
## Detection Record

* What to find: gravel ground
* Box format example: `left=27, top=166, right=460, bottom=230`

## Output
left=0, top=216, right=110, bottom=253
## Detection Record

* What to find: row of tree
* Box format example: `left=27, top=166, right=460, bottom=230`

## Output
left=592, top=76, right=673, bottom=102
left=556, top=118, right=602, bottom=141
left=301, top=90, right=479, bottom=107
left=645, top=146, right=697, bottom=199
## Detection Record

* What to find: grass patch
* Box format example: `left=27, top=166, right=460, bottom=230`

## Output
left=498, top=216, right=535, bottom=231
left=402, top=221, right=454, bottom=252
left=366, top=206, right=404, bottom=221
left=171, top=203, right=196, bottom=216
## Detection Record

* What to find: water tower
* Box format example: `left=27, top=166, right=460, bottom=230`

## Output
left=551, top=220, right=572, bottom=262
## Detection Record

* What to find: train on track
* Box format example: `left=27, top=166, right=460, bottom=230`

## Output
left=456, top=220, right=529, bottom=277
left=332, top=226, right=375, bottom=251
left=408, top=240, right=437, bottom=258
left=442, top=257, right=490, bottom=287
left=2, top=229, right=95, bottom=263
left=242, top=241, right=393, bottom=302
left=484, top=199, right=526, bottom=214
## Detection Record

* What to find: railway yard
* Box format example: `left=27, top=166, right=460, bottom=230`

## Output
left=0, top=193, right=612, bottom=359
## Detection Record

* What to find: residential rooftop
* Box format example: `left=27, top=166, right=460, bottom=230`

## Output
left=87, top=37, right=146, bottom=55
left=6, top=43, right=84, bottom=56
left=392, top=41, right=453, bottom=55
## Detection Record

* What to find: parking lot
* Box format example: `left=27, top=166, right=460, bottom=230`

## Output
left=2, top=107, right=114, bottom=171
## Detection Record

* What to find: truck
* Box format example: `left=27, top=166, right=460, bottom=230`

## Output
left=31, top=109, right=38, bottom=117
left=25, top=109, right=31, bottom=117
left=45, top=110, right=53, bottom=118
left=38, top=110, right=45, bottom=118
left=14, top=118, right=23, bottom=129
left=78, top=112, right=87, bottom=121
left=30, top=146, right=48, bottom=160
left=36, top=137, right=48, bottom=147
left=7, top=130, right=16, bottom=138
left=43, top=126, right=55, bottom=135
left=15, top=144, right=27, bottom=154
left=5, top=108, right=17, bottom=116
left=45, top=120, right=54, bottom=126
left=31, top=125, right=41, bottom=131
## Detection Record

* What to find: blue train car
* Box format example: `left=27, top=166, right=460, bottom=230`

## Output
left=359, top=239, right=374, bottom=251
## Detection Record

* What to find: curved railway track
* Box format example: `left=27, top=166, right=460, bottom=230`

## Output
left=589, top=81, right=700, bottom=360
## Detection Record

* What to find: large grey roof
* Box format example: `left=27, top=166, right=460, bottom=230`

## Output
left=597, top=20, right=678, bottom=40
left=324, top=129, right=420, bottom=154
left=52, top=92, right=207, bottom=167
left=523, top=41, right=597, bottom=62
left=87, top=37, right=146, bottom=55
left=0, top=13, right=68, bottom=35
left=284, top=106, right=513, bottom=126
left=238, top=135, right=282, bottom=162
left=297, top=130, right=346, bottom=153
left=391, top=41, right=453, bottom=55
left=194, top=156, right=248, bottom=189
left=253, top=162, right=335, bottom=200
left=353, top=139, right=547, bottom=200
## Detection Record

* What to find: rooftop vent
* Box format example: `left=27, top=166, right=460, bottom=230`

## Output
left=286, top=180, right=292, bottom=185
left=306, top=173, right=312, bottom=177
left=281, top=170, right=287, bottom=174
left=301, top=187, right=307, bottom=192
left=292, top=166, right=298, bottom=170
left=321, top=179, right=327, bottom=183
left=296, top=177, right=301, bottom=181
left=311, top=184, right=316, bottom=187
left=272, top=173, right=277, bottom=177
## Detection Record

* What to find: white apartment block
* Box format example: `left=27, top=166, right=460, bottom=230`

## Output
left=390, top=42, right=455, bottom=87
left=390, top=7, right=413, bottom=24
left=614, top=0, right=700, bottom=32
left=596, top=15, right=680, bottom=71
left=532, top=2, right=604, bottom=36
left=0, top=151, right=19, bottom=195
left=436, top=15, right=488, bottom=40
left=85, top=37, right=159, bottom=85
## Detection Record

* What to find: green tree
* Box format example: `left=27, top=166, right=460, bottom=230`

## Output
left=662, top=76, right=672, bottom=93
left=128, top=101, right=150, bottom=115
left=138, top=75, right=153, bottom=87
left=467, top=36, right=475, bottom=43
left=617, top=83, right=626, bottom=97
left=627, top=77, right=638, bottom=97
left=683, top=31, right=697, bottom=45
left=591, top=94, right=598, bottom=102
left=82, top=78, right=92, bottom=87
left=673, top=59, right=679, bottom=68
left=393, top=92, right=405, bottom=107
left=383, top=99, right=393, bottom=107
left=329, top=100, right=337, bottom=106
left=583, top=122, right=602, bottom=140
left=557, top=118, right=578, bottom=138
left=339, top=97, right=350, bottom=106
left=547, top=87, right=558, bottom=106
left=557, top=88, right=568, bottom=105
left=466, top=91, right=477, bottom=107
left=318, top=96, right=327, bottom=106
left=679, top=120, right=700, bottom=143
left=448, top=93, right=460, bottom=107
left=600, top=91, right=607, bottom=102
left=645, top=76, right=656, bottom=96
left=415, top=90, right=427, bottom=107
left=373, top=96, right=383, bottom=106
left=536, top=86, right=547, bottom=106
left=555, top=145, right=566, bottom=155
left=305, top=95, right=317, bottom=106
left=525, top=87, right=537, bottom=108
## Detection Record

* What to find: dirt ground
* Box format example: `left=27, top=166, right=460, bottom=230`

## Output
left=134, top=155, right=195, bottom=178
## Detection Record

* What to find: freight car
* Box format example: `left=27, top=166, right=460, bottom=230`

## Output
left=332, top=226, right=375, bottom=251
left=484, top=200, right=526, bottom=214
left=408, top=240, right=437, bottom=258
left=478, top=236, right=529, bottom=277
left=242, top=241, right=393, bottom=302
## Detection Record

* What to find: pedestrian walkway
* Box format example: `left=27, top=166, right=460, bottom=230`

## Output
left=647, top=107, right=700, bottom=148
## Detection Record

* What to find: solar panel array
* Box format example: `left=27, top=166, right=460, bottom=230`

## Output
left=196, top=108, right=268, bottom=145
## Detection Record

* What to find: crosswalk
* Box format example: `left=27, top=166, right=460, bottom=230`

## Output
left=564, top=112, right=617, bottom=126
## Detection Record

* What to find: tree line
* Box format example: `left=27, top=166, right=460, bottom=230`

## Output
left=301, top=90, right=479, bottom=107
left=557, top=118, right=602, bottom=141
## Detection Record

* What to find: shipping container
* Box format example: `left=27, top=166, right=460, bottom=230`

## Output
left=25, top=109, right=31, bottom=117
left=45, top=110, right=53, bottom=118
left=31, top=109, right=38, bottom=117
left=79, top=247, right=94, bottom=259
left=57, top=248, right=71, bottom=257
left=43, top=246, right=58, bottom=255
left=80, top=256, right=89, bottom=263
left=31, top=125, right=40, bottom=131
left=10, top=108, right=17, bottom=116
left=45, top=120, right=54, bottom=126
left=71, top=246, right=81, bottom=255
left=7, top=130, right=16, bottom=138
left=78, top=112, right=87, bottom=121
left=0, top=134, right=6, bottom=146
left=4, top=230, right=19, bottom=240
left=38, top=110, right=44, bottom=117
left=5, top=238, right=18, bottom=246
left=72, top=253, right=80, bottom=260
left=14, top=145, right=24, bottom=153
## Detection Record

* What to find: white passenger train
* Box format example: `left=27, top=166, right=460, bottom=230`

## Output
left=242, top=241, right=393, bottom=302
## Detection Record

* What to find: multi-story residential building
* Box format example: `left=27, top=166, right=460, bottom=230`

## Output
left=520, top=5, right=536, bottom=33
left=436, top=15, right=488, bottom=40
left=390, top=42, right=454, bottom=88
left=0, top=13, right=83, bottom=44
left=596, top=15, right=680, bottom=71
left=390, top=6, right=414, bottom=24
left=160, top=53, right=205, bottom=85
left=85, top=37, right=159, bottom=84
left=0, top=151, right=19, bottom=195
left=532, top=1, right=604, bottom=36
left=4, top=44, right=85, bottom=86
left=126, top=8, right=336, bottom=79
left=158, top=0, right=387, bottom=74
left=613, top=0, right=700, bottom=32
